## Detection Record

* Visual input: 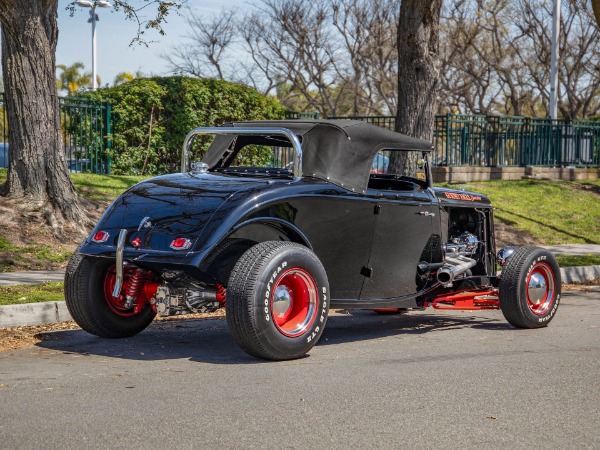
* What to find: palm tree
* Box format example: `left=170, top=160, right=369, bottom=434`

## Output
left=113, top=71, right=135, bottom=86
left=56, top=62, right=97, bottom=96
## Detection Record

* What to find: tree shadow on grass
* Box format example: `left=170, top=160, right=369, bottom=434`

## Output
left=34, top=310, right=510, bottom=365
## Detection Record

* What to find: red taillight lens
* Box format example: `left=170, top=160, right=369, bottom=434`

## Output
left=92, top=231, right=110, bottom=243
left=131, top=237, right=142, bottom=249
left=170, top=237, right=192, bottom=250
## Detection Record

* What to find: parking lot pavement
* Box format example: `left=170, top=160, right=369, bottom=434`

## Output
left=0, top=291, right=598, bottom=449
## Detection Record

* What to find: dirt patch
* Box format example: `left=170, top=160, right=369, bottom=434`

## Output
left=562, top=278, right=600, bottom=292
left=0, top=196, right=108, bottom=271
left=570, top=183, right=600, bottom=197
left=494, top=222, right=542, bottom=248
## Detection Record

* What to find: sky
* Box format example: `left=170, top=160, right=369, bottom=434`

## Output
left=56, top=0, right=250, bottom=86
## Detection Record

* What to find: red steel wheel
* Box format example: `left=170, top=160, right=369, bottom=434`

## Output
left=271, top=268, right=318, bottom=338
left=525, top=262, right=555, bottom=316
left=499, top=247, right=561, bottom=329
left=226, top=241, right=330, bottom=361
left=64, top=255, right=156, bottom=338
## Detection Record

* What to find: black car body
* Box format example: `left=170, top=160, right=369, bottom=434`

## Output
left=66, top=120, right=561, bottom=360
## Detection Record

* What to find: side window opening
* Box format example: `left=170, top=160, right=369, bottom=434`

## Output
left=368, top=150, right=427, bottom=191
left=208, top=135, right=299, bottom=177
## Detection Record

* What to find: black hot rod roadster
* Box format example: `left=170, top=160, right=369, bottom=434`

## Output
left=65, top=120, right=561, bottom=360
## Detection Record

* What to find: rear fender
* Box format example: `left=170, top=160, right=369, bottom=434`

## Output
left=228, top=218, right=312, bottom=250
left=198, top=218, right=312, bottom=284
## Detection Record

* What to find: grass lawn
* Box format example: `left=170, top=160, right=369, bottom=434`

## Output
left=0, top=282, right=64, bottom=306
left=555, top=254, right=600, bottom=267
left=0, top=236, right=72, bottom=271
left=71, top=172, right=149, bottom=200
left=0, top=169, right=148, bottom=201
left=442, top=179, right=600, bottom=245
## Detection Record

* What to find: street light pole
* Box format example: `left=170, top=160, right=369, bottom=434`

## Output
left=91, top=7, right=98, bottom=90
left=75, top=1, right=112, bottom=90
left=550, top=0, right=561, bottom=120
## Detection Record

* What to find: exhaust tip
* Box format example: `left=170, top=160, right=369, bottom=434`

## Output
left=437, top=270, right=452, bottom=284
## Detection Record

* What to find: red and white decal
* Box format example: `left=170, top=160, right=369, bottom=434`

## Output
left=444, top=192, right=483, bottom=202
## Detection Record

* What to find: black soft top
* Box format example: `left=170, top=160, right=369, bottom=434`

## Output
left=202, top=119, right=432, bottom=193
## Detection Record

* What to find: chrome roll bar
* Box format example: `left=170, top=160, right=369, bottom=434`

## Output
left=181, top=127, right=303, bottom=177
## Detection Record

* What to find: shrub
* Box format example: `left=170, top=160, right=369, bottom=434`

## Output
left=84, top=77, right=286, bottom=175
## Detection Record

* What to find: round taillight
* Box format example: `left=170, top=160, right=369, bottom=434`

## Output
left=170, top=237, right=192, bottom=250
left=92, top=231, right=110, bottom=243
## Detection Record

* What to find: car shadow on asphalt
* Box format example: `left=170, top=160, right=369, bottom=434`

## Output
left=320, top=310, right=508, bottom=346
left=34, top=311, right=508, bottom=364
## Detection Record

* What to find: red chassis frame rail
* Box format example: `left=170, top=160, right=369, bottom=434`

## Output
left=425, top=289, right=500, bottom=311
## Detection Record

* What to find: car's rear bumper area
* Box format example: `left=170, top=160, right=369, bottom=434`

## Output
left=78, top=243, right=212, bottom=281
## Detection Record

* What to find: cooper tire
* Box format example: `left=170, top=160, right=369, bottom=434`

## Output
left=64, top=254, right=156, bottom=338
left=499, top=247, right=561, bottom=329
left=226, top=241, right=329, bottom=361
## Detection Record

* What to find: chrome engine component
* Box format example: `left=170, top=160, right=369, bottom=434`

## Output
left=151, top=282, right=220, bottom=317
left=496, top=246, right=516, bottom=267
left=437, top=255, right=477, bottom=287
left=445, top=231, right=480, bottom=256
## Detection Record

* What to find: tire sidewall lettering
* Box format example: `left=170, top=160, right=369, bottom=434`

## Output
left=259, top=253, right=328, bottom=343
left=522, top=253, right=559, bottom=323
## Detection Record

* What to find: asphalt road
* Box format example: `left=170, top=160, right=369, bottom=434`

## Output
left=1, top=291, right=598, bottom=449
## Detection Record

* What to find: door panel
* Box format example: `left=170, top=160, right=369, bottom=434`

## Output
left=287, top=196, right=376, bottom=299
left=360, top=190, right=437, bottom=299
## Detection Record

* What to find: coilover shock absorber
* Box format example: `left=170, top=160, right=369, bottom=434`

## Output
left=123, top=269, right=146, bottom=309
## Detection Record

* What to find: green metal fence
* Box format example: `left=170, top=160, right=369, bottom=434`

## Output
left=285, top=111, right=321, bottom=120
left=0, top=93, right=112, bottom=174
left=434, top=114, right=600, bottom=167
left=307, top=113, right=600, bottom=167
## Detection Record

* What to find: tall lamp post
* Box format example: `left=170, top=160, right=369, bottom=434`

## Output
left=75, top=0, right=112, bottom=90
left=550, top=0, right=561, bottom=120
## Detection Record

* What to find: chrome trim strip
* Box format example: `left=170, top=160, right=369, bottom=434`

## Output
left=181, top=127, right=303, bottom=178
left=112, top=229, right=127, bottom=298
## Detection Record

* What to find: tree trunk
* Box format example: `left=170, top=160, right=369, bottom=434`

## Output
left=395, top=0, right=441, bottom=139
left=390, top=0, right=441, bottom=176
left=593, top=0, right=600, bottom=29
left=0, top=1, right=87, bottom=234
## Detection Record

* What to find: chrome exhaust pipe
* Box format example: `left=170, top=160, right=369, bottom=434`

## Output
left=437, top=255, right=477, bottom=286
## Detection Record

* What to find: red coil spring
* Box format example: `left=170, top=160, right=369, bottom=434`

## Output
left=216, top=284, right=226, bottom=305
left=124, top=269, right=146, bottom=299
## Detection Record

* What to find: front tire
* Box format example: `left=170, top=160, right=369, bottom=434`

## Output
left=226, top=241, right=329, bottom=361
left=64, top=254, right=156, bottom=338
left=499, top=247, right=561, bottom=329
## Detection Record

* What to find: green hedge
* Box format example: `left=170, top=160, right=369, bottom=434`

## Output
left=84, top=77, right=286, bottom=175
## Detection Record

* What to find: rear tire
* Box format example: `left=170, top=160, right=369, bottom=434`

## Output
left=64, top=254, right=155, bottom=338
left=499, top=247, right=561, bottom=329
left=226, top=241, right=329, bottom=360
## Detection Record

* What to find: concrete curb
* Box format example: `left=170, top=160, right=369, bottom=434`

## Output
left=0, top=266, right=598, bottom=329
left=0, top=301, right=72, bottom=328
left=561, top=265, right=600, bottom=284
